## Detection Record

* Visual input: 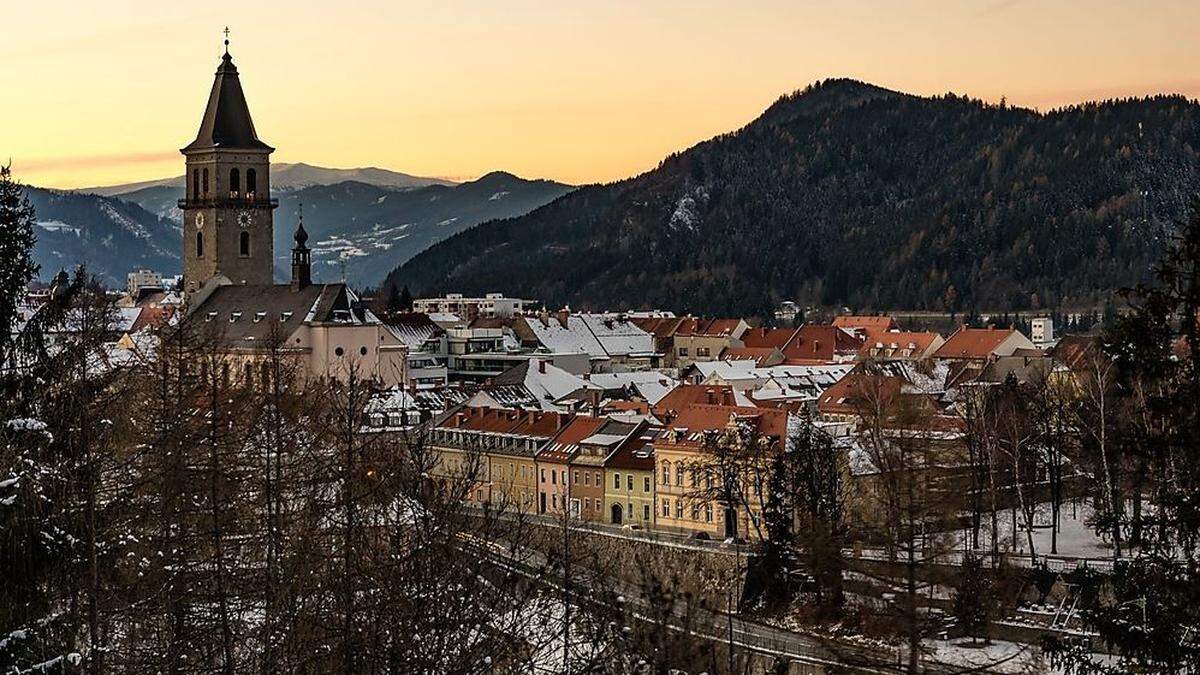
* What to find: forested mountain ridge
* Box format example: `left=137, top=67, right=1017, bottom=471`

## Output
left=386, top=79, right=1200, bottom=316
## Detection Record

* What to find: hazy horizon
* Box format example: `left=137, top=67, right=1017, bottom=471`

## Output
left=6, top=0, right=1199, bottom=189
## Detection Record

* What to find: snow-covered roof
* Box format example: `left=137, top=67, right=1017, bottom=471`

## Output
left=523, top=313, right=656, bottom=359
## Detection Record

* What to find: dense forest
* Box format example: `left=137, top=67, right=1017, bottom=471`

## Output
left=387, top=79, right=1200, bottom=317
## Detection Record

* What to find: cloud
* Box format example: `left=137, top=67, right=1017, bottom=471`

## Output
left=15, top=151, right=178, bottom=172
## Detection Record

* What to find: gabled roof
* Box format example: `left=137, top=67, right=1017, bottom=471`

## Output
left=493, top=359, right=594, bottom=409
left=1050, top=334, right=1103, bottom=371
left=188, top=283, right=367, bottom=346
left=740, top=327, right=798, bottom=350
left=663, top=404, right=789, bottom=444
left=652, top=384, right=751, bottom=417
left=934, top=326, right=1019, bottom=360
left=817, top=373, right=905, bottom=417
left=832, top=315, right=898, bottom=336
left=382, top=312, right=444, bottom=349
left=860, top=330, right=943, bottom=359
left=719, top=346, right=783, bottom=367
left=183, top=52, right=272, bottom=152
left=539, top=415, right=607, bottom=464
left=781, top=325, right=863, bottom=364
left=605, top=424, right=661, bottom=471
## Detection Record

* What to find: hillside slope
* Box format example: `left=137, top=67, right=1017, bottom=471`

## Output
left=59, top=171, right=571, bottom=286
left=387, top=79, right=1200, bottom=316
left=22, top=187, right=180, bottom=284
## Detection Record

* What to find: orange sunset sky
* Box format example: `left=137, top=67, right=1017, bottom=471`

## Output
left=5, top=0, right=1199, bottom=189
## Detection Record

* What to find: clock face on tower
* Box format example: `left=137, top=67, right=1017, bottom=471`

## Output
left=194, top=212, right=205, bottom=230
left=237, top=211, right=252, bottom=229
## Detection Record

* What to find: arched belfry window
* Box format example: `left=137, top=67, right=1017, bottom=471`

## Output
left=230, top=168, right=240, bottom=195
left=246, top=168, right=257, bottom=197
left=239, top=231, right=251, bottom=257
left=192, top=169, right=200, bottom=199
left=202, top=168, right=209, bottom=196
left=196, top=231, right=205, bottom=258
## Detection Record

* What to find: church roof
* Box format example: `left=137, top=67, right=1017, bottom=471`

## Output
left=187, top=283, right=371, bottom=346
left=183, top=52, right=272, bottom=153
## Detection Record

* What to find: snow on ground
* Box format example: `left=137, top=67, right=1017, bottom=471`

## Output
left=923, top=638, right=1046, bottom=673
left=953, top=499, right=1114, bottom=560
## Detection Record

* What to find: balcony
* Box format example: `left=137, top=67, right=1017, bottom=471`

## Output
left=178, top=193, right=279, bottom=209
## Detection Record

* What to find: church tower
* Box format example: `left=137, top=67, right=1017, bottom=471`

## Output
left=180, top=39, right=276, bottom=296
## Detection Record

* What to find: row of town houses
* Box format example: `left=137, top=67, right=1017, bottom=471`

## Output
left=360, top=302, right=1102, bottom=539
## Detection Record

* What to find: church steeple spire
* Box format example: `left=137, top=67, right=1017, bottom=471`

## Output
left=291, top=204, right=312, bottom=291
left=182, top=38, right=272, bottom=152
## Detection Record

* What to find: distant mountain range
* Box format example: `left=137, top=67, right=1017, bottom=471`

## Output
left=78, top=162, right=455, bottom=197
left=25, top=164, right=572, bottom=286
left=387, top=79, right=1200, bottom=316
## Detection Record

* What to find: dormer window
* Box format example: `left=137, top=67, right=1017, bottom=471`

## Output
left=333, top=309, right=351, bottom=322
left=253, top=311, right=266, bottom=323
left=281, top=311, right=294, bottom=322
left=206, top=311, right=218, bottom=322
left=230, top=311, right=242, bottom=322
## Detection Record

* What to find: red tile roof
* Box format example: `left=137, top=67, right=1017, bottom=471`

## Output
left=664, top=404, right=789, bottom=444
left=816, top=374, right=904, bottom=417
left=740, top=327, right=797, bottom=349
left=780, top=325, right=863, bottom=364
left=129, top=306, right=176, bottom=333
left=934, top=327, right=1016, bottom=360
left=859, top=330, right=941, bottom=357
left=832, top=315, right=898, bottom=336
left=652, top=384, right=741, bottom=418
left=719, top=346, right=781, bottom=366
left=538, top=415, right=607, bottom=463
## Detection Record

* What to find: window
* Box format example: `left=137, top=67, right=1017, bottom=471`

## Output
left=661, top=461, right=670, bottom=485
left=239, top=231, right=250, bottom=256
left=626, top=475, right=633, bottom=490
left=643, top=504, right=651, bottom=520
left=643, top=476, right=651, bottom=492
left=691, top=504, right=700, bottom=519
left=360, top=346, right=368, bottom=356
left=662, top=499, right=670, bottom=517
left=690, top=468, right=697, bottom=487
left=697, top=347, right=710, bottom=357
left=675, top=502, right=683, bottom=518
left=552, top=494, right=558, bottom=509
left=229, top=168, right=240, bottom=195
left=704, top=504, right=713, bottom=522
left=192, top=169, right=200, bottom=198
left=613, top=473, right=621, bottom=489
left=574, top=471, right=579, bottom=485
left=595, top=471, right=601, bottom=486
left=540, top=468, right=545, bottom=482
left=583, top=471, right=589, bottom=486
left=678, top=347, right=689, bottom=356
left=195, top=231, right=205, bottom=258
left=334, top=347, right=344, bottom=357
left=202, top=168, right=209, bottom=195
left=675, top=466, right=684, bottom=487
left=246, top=168, right=257, bottom=196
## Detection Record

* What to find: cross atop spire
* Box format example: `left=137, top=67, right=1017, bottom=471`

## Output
left=223, top=26, right=230, bottom=54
